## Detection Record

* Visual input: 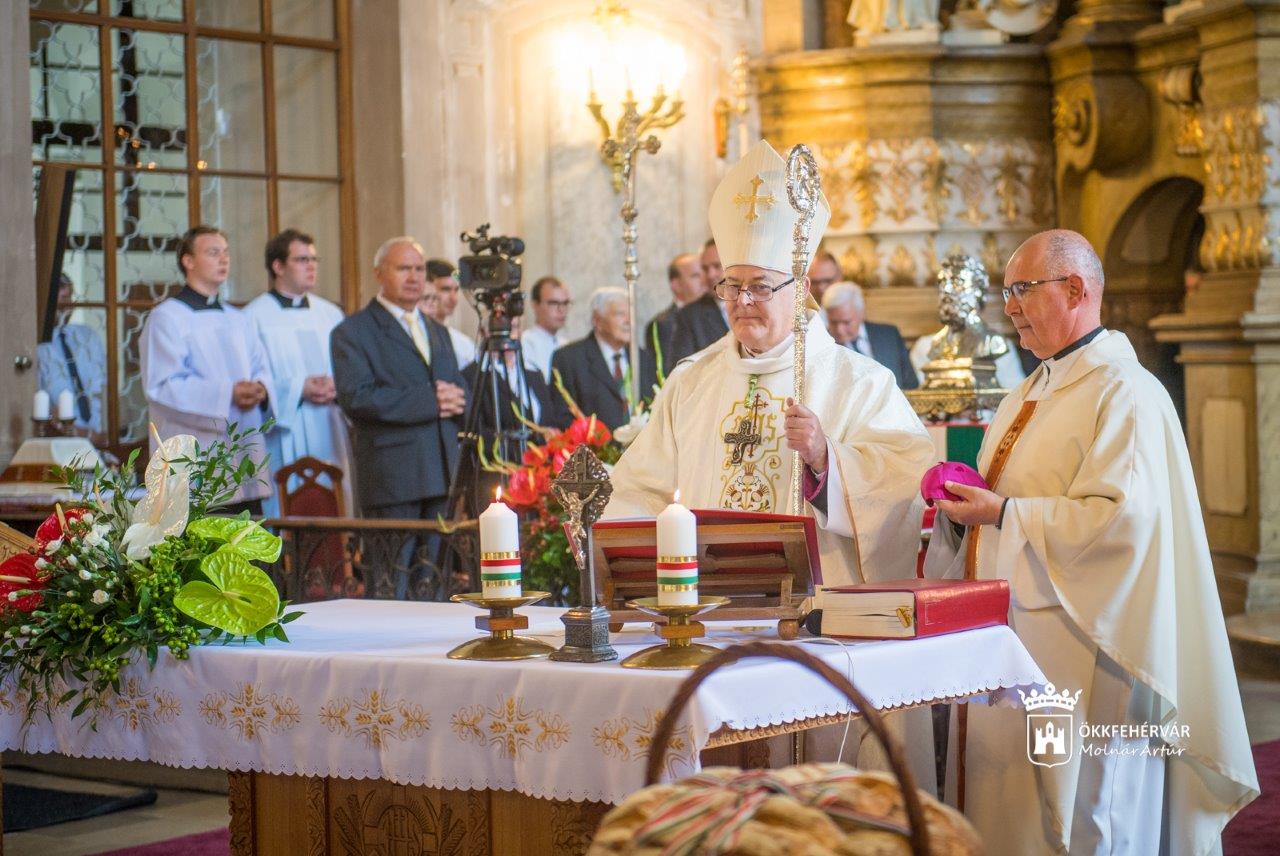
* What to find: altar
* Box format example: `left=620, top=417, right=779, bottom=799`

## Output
left=0, top=600, right=1046, bottom=855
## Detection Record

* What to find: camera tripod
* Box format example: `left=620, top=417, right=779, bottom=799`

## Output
left=440, top=321, right=540, bottom=588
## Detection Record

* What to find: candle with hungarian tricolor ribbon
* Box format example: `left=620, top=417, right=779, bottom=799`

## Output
left=479, top=487, right=522, bottom=598
left=656, top=491, right=698, bottom=606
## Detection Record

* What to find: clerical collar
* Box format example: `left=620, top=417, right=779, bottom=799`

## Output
left=1051, top=326, right=1105, bottom=361
left=268, top=288, right=309, bottom=309
left=176, top=285, right=222, bottom=311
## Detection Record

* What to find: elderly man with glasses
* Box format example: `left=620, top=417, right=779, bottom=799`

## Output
left=606, top=140, right=933, bottom=590
left=924, top=229, right=1257, bottom=855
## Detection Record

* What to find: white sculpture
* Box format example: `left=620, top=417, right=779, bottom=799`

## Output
left=848, top=0, right=941, bottom=41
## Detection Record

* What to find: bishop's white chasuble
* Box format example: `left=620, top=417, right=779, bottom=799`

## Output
left=925, top=331, right=1258, bottom=856
left=606, top=311, right=934, bottom=589
left=243, top=291, right=353, bottom=516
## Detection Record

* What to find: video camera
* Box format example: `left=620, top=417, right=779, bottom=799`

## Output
left=458, top=224, right=525, bottom=336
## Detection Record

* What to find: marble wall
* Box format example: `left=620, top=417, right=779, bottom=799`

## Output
left=355, top=0, right=759, bottom=340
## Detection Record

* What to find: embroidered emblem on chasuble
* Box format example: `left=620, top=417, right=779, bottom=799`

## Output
left=718, top=382, right=785, bottom=511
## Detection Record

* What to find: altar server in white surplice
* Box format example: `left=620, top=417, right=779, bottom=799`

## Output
left=243, top=229, right=352, bottom=517
left=925, top=229, right=1258, bottom=856
left=604, top=140, right=937, bottom=784
left=141, top=225, right=275, bottom=514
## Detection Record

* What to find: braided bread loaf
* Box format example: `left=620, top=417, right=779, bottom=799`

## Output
left=589, top=763, right=981, bottom=855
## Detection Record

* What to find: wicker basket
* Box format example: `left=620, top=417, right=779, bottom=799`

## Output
left=588, top=641, right=982, bottom=855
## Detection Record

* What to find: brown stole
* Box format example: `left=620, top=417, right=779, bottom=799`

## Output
left=957, top=398, right=1038, bottom=812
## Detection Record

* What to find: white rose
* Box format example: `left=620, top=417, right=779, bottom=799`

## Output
left=82, top=512, right=95, bottom=525
left=34, top=558, right=48, bottom=571
left=83, top=529, right=102, bottom=547
left=91, top=589, right=108, bottom=605
left=44, top=538, right=62, bottom=554
left=20, top=625, right=31, bottom=635
left=66, top=554, right=78, bottom=568
left=78, top=569, right=92, bottom=581
left=6, top=592, right=16, bottom=603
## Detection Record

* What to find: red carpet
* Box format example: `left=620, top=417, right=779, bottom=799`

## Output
left=1223, top=739, right=1279, bottom=856
left=92, top=827, right=228, bottom=856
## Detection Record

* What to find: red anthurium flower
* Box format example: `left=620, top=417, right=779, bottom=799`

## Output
left=506, top=467, right=551, bottom=508
left=0, top=552, right=46, bottom=613
left=35, top=507, right=88, bottom=549
left=522, top=444, right=550, bottom=468
left=566, top=416, right=611, bottom=448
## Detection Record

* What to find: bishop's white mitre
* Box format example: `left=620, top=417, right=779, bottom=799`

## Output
left=709, top=139, right=832, bottom=275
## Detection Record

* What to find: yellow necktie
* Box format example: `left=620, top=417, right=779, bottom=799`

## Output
left=403, top=312, right=432, bottom=366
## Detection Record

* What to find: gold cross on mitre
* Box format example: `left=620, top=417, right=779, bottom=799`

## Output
left=733, top=174, right=775, bottom=224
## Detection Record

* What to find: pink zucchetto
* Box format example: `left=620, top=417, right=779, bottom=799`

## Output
left=920, top=461, right=989, bottom=506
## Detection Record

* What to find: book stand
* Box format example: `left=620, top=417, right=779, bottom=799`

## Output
left=590, top=510, right=822, bottom=640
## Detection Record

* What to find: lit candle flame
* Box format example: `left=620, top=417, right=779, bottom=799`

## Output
left=673, top=488, right=681, bottom=504
left=496, top=486, right=503, bottom=502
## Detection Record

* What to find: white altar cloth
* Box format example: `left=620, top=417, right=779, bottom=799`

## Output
left=0, top=600, right=1046, bottom=804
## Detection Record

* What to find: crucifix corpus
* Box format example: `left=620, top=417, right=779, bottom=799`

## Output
left=548, top=443, right=618, bottom=662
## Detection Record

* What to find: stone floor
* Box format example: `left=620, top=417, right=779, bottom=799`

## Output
left=4, top=668, right=1278, bottom=855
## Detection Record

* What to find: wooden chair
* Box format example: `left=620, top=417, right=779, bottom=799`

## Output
left=273, top=457, right=357, bottom=599
left=0, top=520, right=34, bottom=560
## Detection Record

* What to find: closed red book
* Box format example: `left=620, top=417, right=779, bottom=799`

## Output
left=815, top=578, right=1009, bottom=639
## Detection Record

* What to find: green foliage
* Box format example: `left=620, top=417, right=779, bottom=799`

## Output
left=0, top=422, right=301, bottom=725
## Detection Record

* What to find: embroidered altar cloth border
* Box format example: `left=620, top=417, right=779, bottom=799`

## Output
left=0, top=600, right=1045, bottom=804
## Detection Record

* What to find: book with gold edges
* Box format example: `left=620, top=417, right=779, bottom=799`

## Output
left=810, top=578, right=1009, bottom=639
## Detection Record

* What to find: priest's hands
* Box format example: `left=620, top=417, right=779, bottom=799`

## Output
left=784, top=397, right=828, bottom=473
left=436, top=380, right=467, bottom=418
left=303, top=375, right=337, bottom=404
left=233, top=380, right=268, bottom=410
left=934, top=481, right=1004, bottom=526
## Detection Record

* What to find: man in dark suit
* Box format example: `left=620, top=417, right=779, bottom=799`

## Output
left=644, top=252, right=706, bottom=377
left=669, top=240, right=730, bottom=365
left=548, top=288, right=656, bottom=431
left=821, top=281, right=919, bottom=390
left=331, top=236, right=468, bottom=597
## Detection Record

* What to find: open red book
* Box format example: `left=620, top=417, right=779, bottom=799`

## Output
left=815, top=578, right=1009, bottom=640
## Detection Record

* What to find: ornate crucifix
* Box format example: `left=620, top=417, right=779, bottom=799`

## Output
left=549, top=444, right=618, bottom=663
left=734, top=174, right=775, bottom=223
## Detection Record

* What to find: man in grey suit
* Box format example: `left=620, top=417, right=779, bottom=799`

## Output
left=669, top=239, right=730, bottom=365
left=644, top=252, right=706, bottom=377
left=331, top=236, right=468, bottom=597
left=822, top=281, right=919, bottom=390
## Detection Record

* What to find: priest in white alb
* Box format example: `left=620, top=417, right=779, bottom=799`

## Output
left=925, top=229, right=1258, bottom=855
left=244, top=229, right=352, bottom=516
left=605, top=139, right=934, bottom=586
left=141, top=225, right=275, bottom=514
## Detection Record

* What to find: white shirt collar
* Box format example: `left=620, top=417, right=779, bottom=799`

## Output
left=376, top=293, right=419, bottom=328
left=595, top=335, right=628, bottom=368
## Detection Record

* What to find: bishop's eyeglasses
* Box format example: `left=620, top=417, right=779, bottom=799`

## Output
left=715, top=277, right=795, bottom=304
left=1001, top=276, right=1068, bottom=302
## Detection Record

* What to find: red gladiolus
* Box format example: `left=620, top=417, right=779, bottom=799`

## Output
left=35, top=507, right=88, bottom=549
left=0, top=552, right=45, bottom=613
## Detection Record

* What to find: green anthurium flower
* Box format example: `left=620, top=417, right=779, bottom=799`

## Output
left=173, top=549, right=280, bottom=636
left=186, top=516, right=282, bottom=563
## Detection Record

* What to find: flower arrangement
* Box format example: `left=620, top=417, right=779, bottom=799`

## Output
left=485, top=411, right=622, bottom=604
left=0, top=424, right=299, bottom=723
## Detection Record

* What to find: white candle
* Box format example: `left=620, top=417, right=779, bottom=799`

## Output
left=57, top=390, right=75, bottom=421
left=479, top=488, right=522, bottom=599
left=33, top=390, right=50, bottom=421
left=656, top=491, right=698, bottom=606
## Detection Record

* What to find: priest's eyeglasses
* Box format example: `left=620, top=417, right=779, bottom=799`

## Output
left=715, top=277, right=795, bottom=303
left=1002, top=276, right=1069, bottom=301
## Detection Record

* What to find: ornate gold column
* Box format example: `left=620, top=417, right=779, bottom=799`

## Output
left=1149, top=0, right=1280, bottom=615
left=755, top=45, right=1054, bottom=339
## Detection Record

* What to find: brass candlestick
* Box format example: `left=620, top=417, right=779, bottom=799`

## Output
left=620, top=596, right=730, bottom=670
left=448, top=592, right=555, bottom=661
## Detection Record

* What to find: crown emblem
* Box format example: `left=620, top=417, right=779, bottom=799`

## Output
left=1018, top=683, right=1083, bottom=712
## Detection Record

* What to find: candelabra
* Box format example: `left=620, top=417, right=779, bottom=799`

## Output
left=588, top=87, right=684, bottom=415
